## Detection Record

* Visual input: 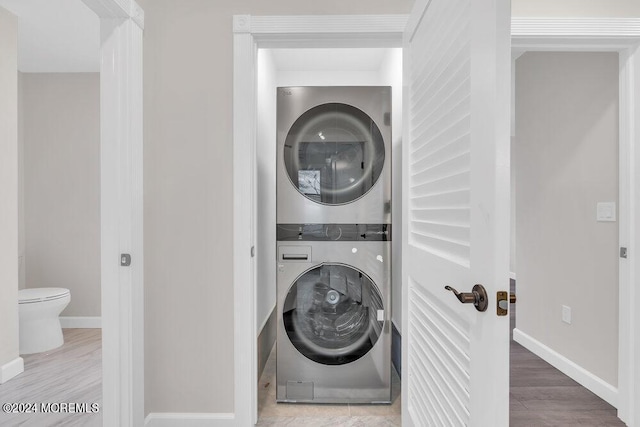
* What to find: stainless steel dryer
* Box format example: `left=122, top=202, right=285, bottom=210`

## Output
left=277, top=86, right=391, bottom=224
left=275, top=224, right=391, bottom=404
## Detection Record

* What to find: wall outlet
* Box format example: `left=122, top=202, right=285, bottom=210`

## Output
left=562, top=305, right=572, bottom=325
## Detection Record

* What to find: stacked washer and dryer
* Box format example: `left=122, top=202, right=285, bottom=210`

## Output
left=276, top=86, right=392, bottom=404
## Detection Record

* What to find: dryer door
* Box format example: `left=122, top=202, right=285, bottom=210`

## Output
left=282, top=263, right=384, bottom=365
left=283, top=103, right=385, bottom=205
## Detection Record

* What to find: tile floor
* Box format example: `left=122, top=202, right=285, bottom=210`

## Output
left=257, top=345, right=401, bottom=426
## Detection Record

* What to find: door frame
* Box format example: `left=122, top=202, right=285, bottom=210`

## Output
left=232, top=14, right=407, bottom=425
left=511, top=17, right=640, bottom=425
left=233, top=15, right=640, bottom=426
left=81, top=1, right=145, bottom=425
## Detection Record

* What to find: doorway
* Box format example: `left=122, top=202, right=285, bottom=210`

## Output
left=508, top=25, right=640, bottom=423
left=235, top=14, right=640, bottom=426
left=232, top=14, right=407, bottom=425
left=0, top=0, right=144, bottom=425
left=0, top=3, right=103, bottom=425
left=254, top=46, right=403, bottom=423
left=511, top=51, right=623, bottom=425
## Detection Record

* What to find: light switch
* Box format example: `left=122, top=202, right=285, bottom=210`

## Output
left=596, top=202, right=616, bottom=222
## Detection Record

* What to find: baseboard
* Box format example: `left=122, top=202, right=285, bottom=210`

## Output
left=513, top=328, right=618, bottom=407
left=391, top=320, right=401, bottom=378
left=257, top=304, right=276, bottom=381
left=144, top=413, right=235, bottom=427
left=59, top=316, right=102, bottom=328
left=0, top=357, right=24, bottom=384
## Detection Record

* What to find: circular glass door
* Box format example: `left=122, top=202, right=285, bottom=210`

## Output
left=282, top=263, right=384, bottom=365
left=283, top=103, right=385, bottom=205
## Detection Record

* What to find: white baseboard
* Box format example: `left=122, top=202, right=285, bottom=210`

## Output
left=513, top=328, right=618, bottom=407
left=0, top=357, right=24, bottom=384
left=144, top=413, right=235, bottom=427
left=59, top=316, right=102, bottom=329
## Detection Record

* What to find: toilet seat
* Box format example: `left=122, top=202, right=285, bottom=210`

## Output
left=19, top=288, right=70, bottom=304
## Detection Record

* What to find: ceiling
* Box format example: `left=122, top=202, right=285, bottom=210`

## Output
left=0, top=0, right=99, bottom=72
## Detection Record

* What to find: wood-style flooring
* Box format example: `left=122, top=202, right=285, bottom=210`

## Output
left=509, top=279, right=623, bottom=426
left=510, top=340, right=623, bottom=426
left=0, top=328, right=102, bottom=427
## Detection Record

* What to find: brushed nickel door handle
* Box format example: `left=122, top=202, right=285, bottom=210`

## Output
left=444, top=284, right=488, bottom=312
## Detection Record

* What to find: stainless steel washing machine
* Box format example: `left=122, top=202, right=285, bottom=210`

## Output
left=275, top=225, right=391, bottom=404
left=277, top=86, right=391, bottom=224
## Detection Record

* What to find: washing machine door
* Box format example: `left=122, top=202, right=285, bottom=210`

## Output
left=283, top=103, right=385, bottom=205
left=282, top=263, right=384, bottom=365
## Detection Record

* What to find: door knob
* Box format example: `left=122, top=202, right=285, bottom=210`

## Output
left=444, top=284, right=488, bottom=312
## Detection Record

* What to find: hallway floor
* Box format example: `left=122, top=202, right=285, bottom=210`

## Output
left=509, top=280, right=622, bottom=426
left=510, top=339, right=622, bottom=426
left=0, top=328, right=101, bottom=427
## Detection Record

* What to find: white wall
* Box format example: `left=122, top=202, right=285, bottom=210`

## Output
left=0, top=5, right=20, bottom=379
left=514, top=52, right=619, bottom=386
left=138, top=0, right=414, bottom=415
left=276, top=69, right=381, bottom=86
left=256, top=49, right=277, bottom=333
left=512, top=0, right=640, bottom=17
left=19, top=73, right=101, bottom=317
left=378, top=48, right=404, bottom=332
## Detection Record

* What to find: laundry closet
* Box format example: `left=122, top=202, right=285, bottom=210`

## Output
left=255, top=47, right=403, bottom=404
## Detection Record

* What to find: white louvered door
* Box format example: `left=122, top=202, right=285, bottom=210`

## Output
left=401, top=0, right=511, bottom=425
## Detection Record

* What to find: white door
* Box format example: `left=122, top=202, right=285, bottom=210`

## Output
left=401, top=0, right=511, bottom=425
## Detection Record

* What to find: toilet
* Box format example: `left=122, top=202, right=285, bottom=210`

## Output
left=18, top=288, right=71, bottom=355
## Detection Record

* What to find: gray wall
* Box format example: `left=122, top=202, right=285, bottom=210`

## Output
left=0, top=5, right=19, bottom=373
left=514, top=52, right=619, bottom=386
left=17, top=70, right=24, bottom=289
left=138, top=0, right=414, bottom=415
left=513, top=0, right=640, bottom=17
left=19, top=73, right=101, bottom=317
